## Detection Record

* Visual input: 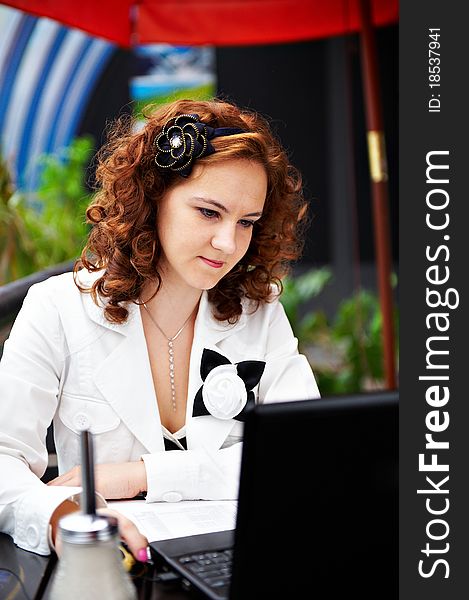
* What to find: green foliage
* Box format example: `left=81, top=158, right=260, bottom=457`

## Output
left=23, top=136, right=93, bottom=268
left=280, top=268, right=399, bottom=395
left=320, top=289, right=399, bottom=394
left=0, top=156, right=37, bottom=283
left=0, top=137, right=94, bottom=283
left=281, top=267, right=332, bottom=339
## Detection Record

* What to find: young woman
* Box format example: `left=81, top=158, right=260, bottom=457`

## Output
left=0, top=99, right=320, bottom=559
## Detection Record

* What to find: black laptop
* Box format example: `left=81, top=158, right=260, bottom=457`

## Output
left=150, top=391, right=398, bottom=599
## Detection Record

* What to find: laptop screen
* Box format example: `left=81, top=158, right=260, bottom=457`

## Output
left=230, top=391, right=398, bottom=599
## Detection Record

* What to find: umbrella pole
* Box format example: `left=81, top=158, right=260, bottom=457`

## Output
left=357, top=0, right=397, bottom=389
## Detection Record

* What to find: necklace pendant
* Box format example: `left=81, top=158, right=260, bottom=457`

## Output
left=169, top=342, right=176, bottom=411
left=142, top=301, right=197, bottom=417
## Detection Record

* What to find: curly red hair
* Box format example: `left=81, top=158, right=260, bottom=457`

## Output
left=75, top=98, right=310, bottom=324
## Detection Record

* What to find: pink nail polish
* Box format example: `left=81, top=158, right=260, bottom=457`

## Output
left=137, top=548, right=148, bottom=563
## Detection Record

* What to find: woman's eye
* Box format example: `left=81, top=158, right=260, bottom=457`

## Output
left=198, top=208, right=255, bottom=229
left=199, top=208, right=218, bottom=219
left=239, top=219, right=255, bottom=229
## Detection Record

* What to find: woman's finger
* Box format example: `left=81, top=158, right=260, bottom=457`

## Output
left=97, top=508, right=149, bottom=562
left=47, top=466, right=81, bottom=487
left=47, top=473, right=76, bottom=486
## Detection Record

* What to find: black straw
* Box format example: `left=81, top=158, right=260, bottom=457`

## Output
left=80, top=429, right=96, bottom=515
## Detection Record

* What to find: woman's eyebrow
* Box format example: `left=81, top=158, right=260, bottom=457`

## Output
left=191, top=196, right=263, bottom=218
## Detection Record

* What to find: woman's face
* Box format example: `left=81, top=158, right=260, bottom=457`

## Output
left=156, top=158, right=267, bottom=294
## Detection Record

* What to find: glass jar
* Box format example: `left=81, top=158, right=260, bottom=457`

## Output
left=49, top=513, right=137, bottom=600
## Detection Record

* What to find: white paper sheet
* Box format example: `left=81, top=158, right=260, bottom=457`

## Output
left=107, top=500, right=238, bottom=542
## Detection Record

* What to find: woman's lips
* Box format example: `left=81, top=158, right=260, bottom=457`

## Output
left=200, top=256, right=224, bottom=268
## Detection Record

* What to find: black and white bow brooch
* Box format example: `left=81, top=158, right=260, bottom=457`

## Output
left=192, top=349, right=266, bottom=421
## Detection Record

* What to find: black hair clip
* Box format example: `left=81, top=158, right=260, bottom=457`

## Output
left=154, top=113, right=244, bottom=177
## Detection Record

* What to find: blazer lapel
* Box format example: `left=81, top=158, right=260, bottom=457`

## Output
left=186, top=292, right=247, bottom=451
left=82, top=289, right=165, bottom=454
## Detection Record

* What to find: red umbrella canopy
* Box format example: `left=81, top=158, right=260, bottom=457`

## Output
left=2, top=0, right=398, bottom=46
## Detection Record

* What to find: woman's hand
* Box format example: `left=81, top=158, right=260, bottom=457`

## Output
left=47, top=461, right=147, bottom=500
left=50, top=501, right=149, bottom=562
left=96, top=507, right=149, bottom=562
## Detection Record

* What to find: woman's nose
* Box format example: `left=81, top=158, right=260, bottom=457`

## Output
left=211, top=223, right=237, bottom=255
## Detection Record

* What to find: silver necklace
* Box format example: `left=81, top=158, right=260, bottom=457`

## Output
left=142, top=303, right=195, bottom=412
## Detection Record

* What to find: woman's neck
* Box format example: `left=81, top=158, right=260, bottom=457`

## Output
left=141, top=279, right=202, bottom=337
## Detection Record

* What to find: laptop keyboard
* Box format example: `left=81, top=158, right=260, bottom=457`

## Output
left=177, top=548, right=233, bottom=595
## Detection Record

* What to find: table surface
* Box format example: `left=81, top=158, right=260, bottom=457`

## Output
left=0, top=533, right=201, bottom=600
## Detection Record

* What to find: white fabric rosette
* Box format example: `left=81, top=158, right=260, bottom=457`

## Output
left=201, top=364, right=248, bottom=420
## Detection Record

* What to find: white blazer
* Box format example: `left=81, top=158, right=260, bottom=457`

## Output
left=0, top=270, right=320, bottom=555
